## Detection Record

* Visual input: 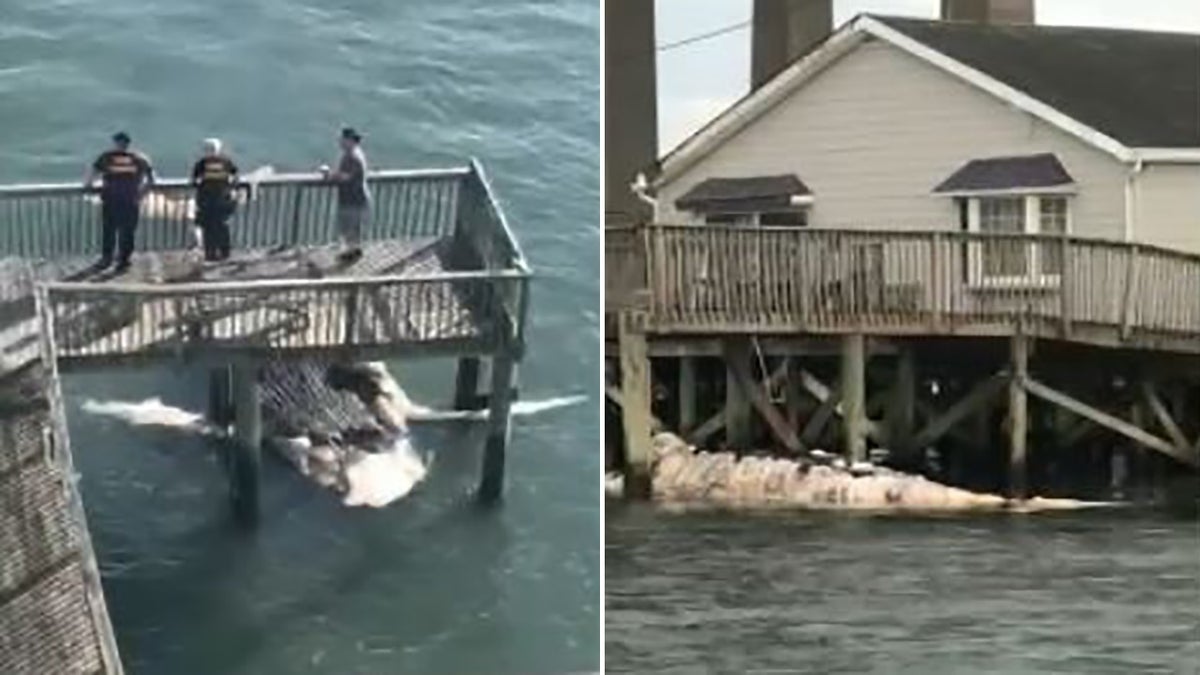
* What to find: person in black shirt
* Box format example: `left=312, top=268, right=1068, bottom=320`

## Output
left=191, top=138, right=239, bottom=261
left=85, top=131, right=155, bottom=272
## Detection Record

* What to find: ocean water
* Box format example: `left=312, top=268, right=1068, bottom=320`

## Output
left=0, top=1, right=599, bottom=673
left=607, top=504, right=1200, bottom=674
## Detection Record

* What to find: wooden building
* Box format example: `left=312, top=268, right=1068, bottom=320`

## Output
left=607, top=15, right=1200, bottom=500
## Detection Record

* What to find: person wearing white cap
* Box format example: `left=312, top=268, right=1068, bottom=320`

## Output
left=190, top=138, right=239, bottom=261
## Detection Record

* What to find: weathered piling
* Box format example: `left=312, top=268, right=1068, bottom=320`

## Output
left=479, top=354, right=517, bottom=503
left=230, top=361, right=263, bottom=523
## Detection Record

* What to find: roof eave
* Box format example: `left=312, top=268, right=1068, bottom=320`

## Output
left=1131, top=148, right=1200, bottom=163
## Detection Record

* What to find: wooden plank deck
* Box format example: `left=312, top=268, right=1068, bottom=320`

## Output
left=0, top=364, right=119, bottom=675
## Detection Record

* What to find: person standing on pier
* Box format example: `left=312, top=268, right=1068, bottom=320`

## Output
left=191, top=138, right=240, bottom=261
left=85, top=131, right=155, bottom=272
left=321, top=127, right=370, bottom=263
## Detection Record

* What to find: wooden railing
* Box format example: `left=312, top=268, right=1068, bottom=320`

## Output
left=40, top=270, right=529, bottom=363
left=608, top=224, right=1200, bottom=349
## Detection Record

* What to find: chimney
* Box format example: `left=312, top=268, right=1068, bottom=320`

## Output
left=941, top=0, right=1035, bottom=24
left=604, top=0, right=658, bottom=225
left=751, top=0, right=834, bottom=90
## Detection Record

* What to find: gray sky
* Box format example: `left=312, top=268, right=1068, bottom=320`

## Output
left=656, top=0, right=1200, bottom=152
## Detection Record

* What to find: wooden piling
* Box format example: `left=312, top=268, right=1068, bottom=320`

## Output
left=888, top=347, right=916, bottom=452
left=619, top=312, right=653, bottom=498
left=479, top=353, right=517, bottom=504
left=841, top=334, right=867, bottom=463
left=725, top=340, right=753, bottom=449
left=1009, top=333, right=1029, bottom=499
left=207, top=366, right=233, bottom=428
left=231, top=362, right=262, bottom=523
left=678, top=356, right=697, bottom=433
left=454, top=357, right=481, bottom=410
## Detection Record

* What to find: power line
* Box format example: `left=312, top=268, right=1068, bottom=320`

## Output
left=657, top=20, right=750, bottom=52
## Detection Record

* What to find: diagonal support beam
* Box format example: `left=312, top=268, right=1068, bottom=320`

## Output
left=1024, top=377, right=1199, bottom=468
left=726, top=344, right=804, bottom=454
left=910, top=373, right=1008, bottom=451
left=1139, top=381, right=1189, bottom=451
left=688, top=360, right=790, bottom=445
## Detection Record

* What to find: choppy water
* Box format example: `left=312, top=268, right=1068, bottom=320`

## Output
left=1, top=0, right=599, bottom=672
left=607, top=504, right=1200, bottom=674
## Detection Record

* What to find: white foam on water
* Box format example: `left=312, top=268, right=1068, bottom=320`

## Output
left=409, top=394, right=588, bottom=422
left=81, top=397, right=210, bottom=432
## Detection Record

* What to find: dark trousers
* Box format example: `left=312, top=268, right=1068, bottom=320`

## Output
left=198, top=204, right=232, bottom=261
left=101, top=199, right=139, bottom=266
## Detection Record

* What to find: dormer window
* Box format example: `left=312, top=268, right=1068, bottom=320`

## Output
left=934, top=154, right=1075, bottom=286
left=677, top=174, right=812, bottom=227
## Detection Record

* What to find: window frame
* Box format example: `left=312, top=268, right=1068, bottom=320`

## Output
left=965, top=193, right=1072, bottom=289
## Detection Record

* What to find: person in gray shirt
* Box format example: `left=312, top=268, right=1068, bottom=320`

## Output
left=322, top=127, right=371, bottom=263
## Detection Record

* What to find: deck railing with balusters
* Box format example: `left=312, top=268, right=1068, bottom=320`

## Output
left=608, top=224, right=1200, bottom=351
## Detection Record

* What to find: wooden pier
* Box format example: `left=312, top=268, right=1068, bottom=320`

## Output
left=0, top=161, right=530, bottom=674
left=606, top=224, right=1200, bottom=499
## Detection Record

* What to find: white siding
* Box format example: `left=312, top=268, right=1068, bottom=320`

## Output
left=1134, top=163, right=1200, bottom=254
left=658, top=38, right=1129, bottom=241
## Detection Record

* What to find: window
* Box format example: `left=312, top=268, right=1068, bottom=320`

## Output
left=967, top=195, right=1070, bottom=286
left=704, top=210, right=807, bottom=227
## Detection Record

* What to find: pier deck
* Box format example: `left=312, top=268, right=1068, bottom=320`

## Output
left=0, top=161, right=530, bottom=673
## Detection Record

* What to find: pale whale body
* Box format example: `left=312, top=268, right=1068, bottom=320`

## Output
left=81, top=362, right=584, bottom=508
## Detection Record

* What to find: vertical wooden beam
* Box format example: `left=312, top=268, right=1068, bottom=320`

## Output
left=888, top=348, right=916, bottom=452
left=453, top=357, right=481, bottom=410
left=678, top=356, right=697, bottom=433
left=841, top=334, right=867, bottom=462
left=479, top=353, right=517, bottom=503
left=785, top=357, right=804, bottom=433
left=619, top=312, right=653, bottom=498
left=725, top=340, right=753, bottom=449
left=208, top=365, right=233, bottom=428
left=1009, top=333, right=1029, bottom=499
left=231, top=362, right=262, bottom=524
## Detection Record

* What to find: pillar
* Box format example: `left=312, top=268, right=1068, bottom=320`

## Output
left=888, top=347, right=916, bottom=453
left=231, top=362, right=262, bottom=524
left=1009, top=334, right=1029, bottom=499
left=207, top=366, right=233, bottom=428
left=752, top=0, right=834, bottom=89
left=841, top=334, right=867, bottom=463
left=604, top=0, right=657, bottom=225
left=454, top=357, right=482, bottom=410
left=725, top=342, right=753, bottom=449
left=479, top=354, right=517, bottom=504
left=678, top=357, right=697, bottom=434
left=619, top=312, right=653, bottom=498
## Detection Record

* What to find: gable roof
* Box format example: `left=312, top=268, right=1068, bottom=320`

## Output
left=656, top=15, right=1200, bottom=187
left=879, top=17, right=1200, bottom=150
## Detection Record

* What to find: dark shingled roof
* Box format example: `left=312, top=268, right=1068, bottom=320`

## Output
left=878, top=16, right=1200, bottom=148
left=676, top=174, right=811, bottom=212
left=934, top=153, right=1075, bottom=193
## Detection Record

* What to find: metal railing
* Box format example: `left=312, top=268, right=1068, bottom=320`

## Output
left=609, top=224, right=1200, bottom=348
left=0, top=162, right=523, bottom=261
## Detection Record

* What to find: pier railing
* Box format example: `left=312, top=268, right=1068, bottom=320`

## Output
left=610, top=224, right=1200, bottom=349
left=0, top=160, right=526, bottom=266
left=40, top=269, right=529, bottom=364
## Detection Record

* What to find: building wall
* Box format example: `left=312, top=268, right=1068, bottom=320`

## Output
left=657, top=38, right=1129, bottom=241
left=1134, top=163, right=1200, bottom=254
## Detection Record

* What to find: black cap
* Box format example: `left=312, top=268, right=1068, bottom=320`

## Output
left=112, top=131, right=131, bottom=144
left=341, top=127, right=362, bottom=142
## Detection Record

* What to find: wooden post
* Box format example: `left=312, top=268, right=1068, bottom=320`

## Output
left=678, top=356, right=697, bottom=434
left=619, top=312, right=653, bottom=498
left=725, top=340, right=753, bottom=449
left=841, top=334, right=867, bottom=463
left=785, top=357, right=804, bottom=433
left=231, top=362, right=262, bottom=524
left=1009, top=333, right=1029, bottom=499
left=453, top=357, right=482, bottom=410
left=479, top=353, right=517, bottom=504
left=888, top=348, right=916, bottom=452
left=207, top=366, right=233, bottom=428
